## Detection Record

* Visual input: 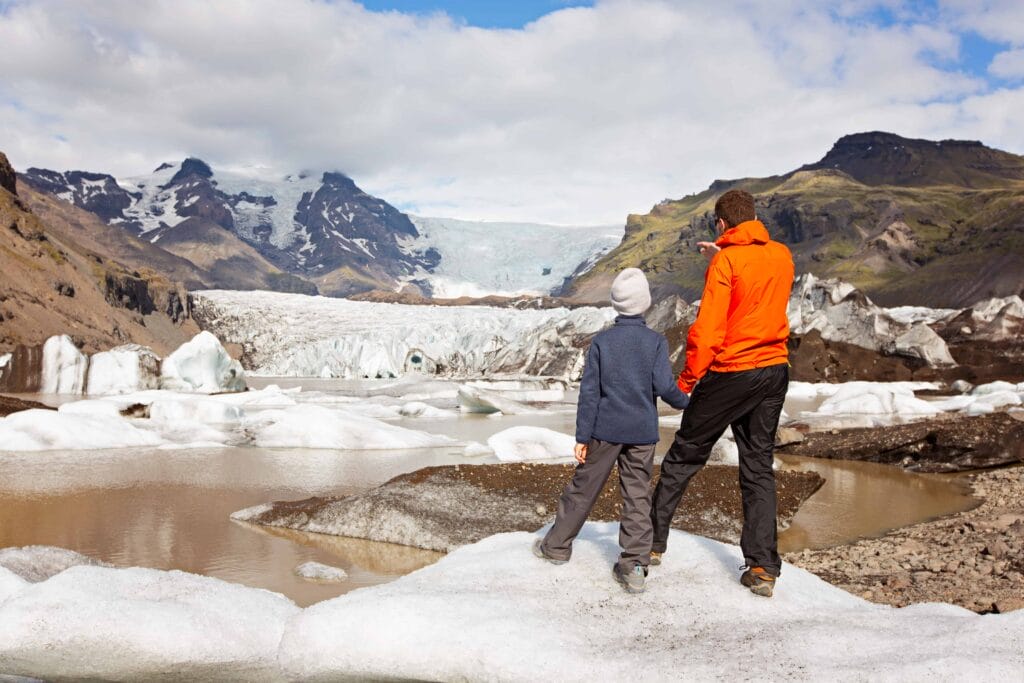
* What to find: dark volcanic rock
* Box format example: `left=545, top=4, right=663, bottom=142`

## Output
left=166, top=157, right=213, bottom=186
left=21, top=168, right=136, bottom=225
left=0, top=394, right=52, bottom=416
left=292, top=171, right=439, bottom=276
left=0, top=152, right=16, bottom=195
left=0, top=344, right=44, bottom=393
left=232, top=463, right=824, bottom=552
left=800, top=131, right=1024, bottom=188
left=778, top=414, right=1024, bottom=473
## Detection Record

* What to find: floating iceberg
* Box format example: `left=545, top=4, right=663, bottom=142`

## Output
left=86, top=344, right=161, bottom=396
left=244, top=404, right=456, bottom=450
left=160, top=331, right=246, bottom=393
left=486, top=426, right=575, bottom=462
left=457, top=384, right=539, bottom=415
left=294, top=562, right=348, bottom=583
left=41, top=334, right=88, bottom=394
left=0, top=409, right=165, bottom=451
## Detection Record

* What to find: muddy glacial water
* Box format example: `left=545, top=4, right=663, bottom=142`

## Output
left=0, top=378, right=976, bottom=606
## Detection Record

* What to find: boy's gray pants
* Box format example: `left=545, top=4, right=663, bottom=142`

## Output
left=539, top=439, right=656, bottom=571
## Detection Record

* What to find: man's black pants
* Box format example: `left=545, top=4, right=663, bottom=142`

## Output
left=650, top=363, right=788, bottom=575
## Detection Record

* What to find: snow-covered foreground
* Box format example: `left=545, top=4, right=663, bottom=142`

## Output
left=1, top=525, right=1020, bottom=681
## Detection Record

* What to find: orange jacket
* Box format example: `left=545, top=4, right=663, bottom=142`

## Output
left=677, top=219, right=794, bottom=393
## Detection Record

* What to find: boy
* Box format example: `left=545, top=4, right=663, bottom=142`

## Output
left=533, top=267, right=689, bottom=593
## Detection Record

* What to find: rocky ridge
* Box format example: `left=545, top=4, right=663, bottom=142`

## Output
left=649, top=274, right=1023, bottom=382
left=0, top=152, right=198, bottom=356
left=565, top=132, right=1024, bottom=309
left=20, top=160, right=441, bottom=297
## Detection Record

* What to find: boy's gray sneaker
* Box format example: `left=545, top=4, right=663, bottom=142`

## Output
left=612, top=563, right=647, bottom=594
left=532, top=538, right=567, bottom=565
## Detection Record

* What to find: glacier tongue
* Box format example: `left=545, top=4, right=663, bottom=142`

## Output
left=404, top=216, right=622, bottom=297
left=192, top=290, right=616, bottom=380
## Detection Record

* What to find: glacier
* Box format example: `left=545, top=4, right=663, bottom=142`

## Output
left=191, top=289, right=616, bottom=379
left=404, top=215, right=622, bottom=297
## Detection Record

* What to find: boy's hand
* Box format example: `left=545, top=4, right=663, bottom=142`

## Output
left=574, top=442, right=588, bottom=464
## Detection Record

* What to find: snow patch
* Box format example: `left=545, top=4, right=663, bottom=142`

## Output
left=0, top=565, right=298, bottom=681
left=276, top=524, right=1024, bottom=681
left=0, top=547, right=109, bottom=583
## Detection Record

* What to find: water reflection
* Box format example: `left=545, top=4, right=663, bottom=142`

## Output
left=0, top=445, right=464, bottom=607
left=776, top=454, right=976, bottom=552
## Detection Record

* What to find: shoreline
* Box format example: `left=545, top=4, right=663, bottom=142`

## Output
left=784, top=464, right=1024, bottom=613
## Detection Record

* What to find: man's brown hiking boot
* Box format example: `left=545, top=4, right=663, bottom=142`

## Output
left=740, top=566, right=776, bottom=597
left=650, top=551, right=663, bottom=566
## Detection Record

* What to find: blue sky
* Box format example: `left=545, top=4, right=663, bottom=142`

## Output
left=358, top=1, right=595, bottom=29
left=359, top=0, right=1019, bottom=87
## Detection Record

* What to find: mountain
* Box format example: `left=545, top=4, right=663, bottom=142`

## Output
left=21, top=160, right=438, bottom=297
left=799, top=131, right=1024, bottom=188
left=0, top=152, right=198, bottom=356
left=563, top=132, right=1024, bottom=308
left=21, top=160, right=620, bottom=299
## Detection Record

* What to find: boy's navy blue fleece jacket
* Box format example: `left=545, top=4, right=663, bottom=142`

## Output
left=575, top=315, right=690, bottom=445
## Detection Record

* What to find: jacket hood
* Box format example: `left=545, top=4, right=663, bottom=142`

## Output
left=715, top=219, right=770, bottom=247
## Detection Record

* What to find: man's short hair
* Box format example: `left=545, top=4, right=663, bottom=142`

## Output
left=714, top=189, right=756, bottom=228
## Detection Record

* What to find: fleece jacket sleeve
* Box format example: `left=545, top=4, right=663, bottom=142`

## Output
left=653, top=336, right=689, bottom=410
left=574, top=342, right=601, bottom=444
left=677, top=251, right=733, bottom=393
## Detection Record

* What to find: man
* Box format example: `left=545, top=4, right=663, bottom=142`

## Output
left=650, top=188, right=794, bottom=597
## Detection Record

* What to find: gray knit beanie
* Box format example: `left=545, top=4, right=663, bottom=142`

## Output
left=610, top=268, right=651, bottom=316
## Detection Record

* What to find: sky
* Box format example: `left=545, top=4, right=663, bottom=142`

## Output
left=1, top=0, right=1023, bottom=225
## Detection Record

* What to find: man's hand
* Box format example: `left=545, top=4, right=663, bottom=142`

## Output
left=697, top=241, right=721, bottom=262
left=574, top=442, right=588, bottom=464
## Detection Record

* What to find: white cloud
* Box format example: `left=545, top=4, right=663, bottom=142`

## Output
left=0, top=0, right=1022, bottom=224
left=940, top=0, right=1024, bottom=46
left=989, top=48, right=1024, bottom=80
